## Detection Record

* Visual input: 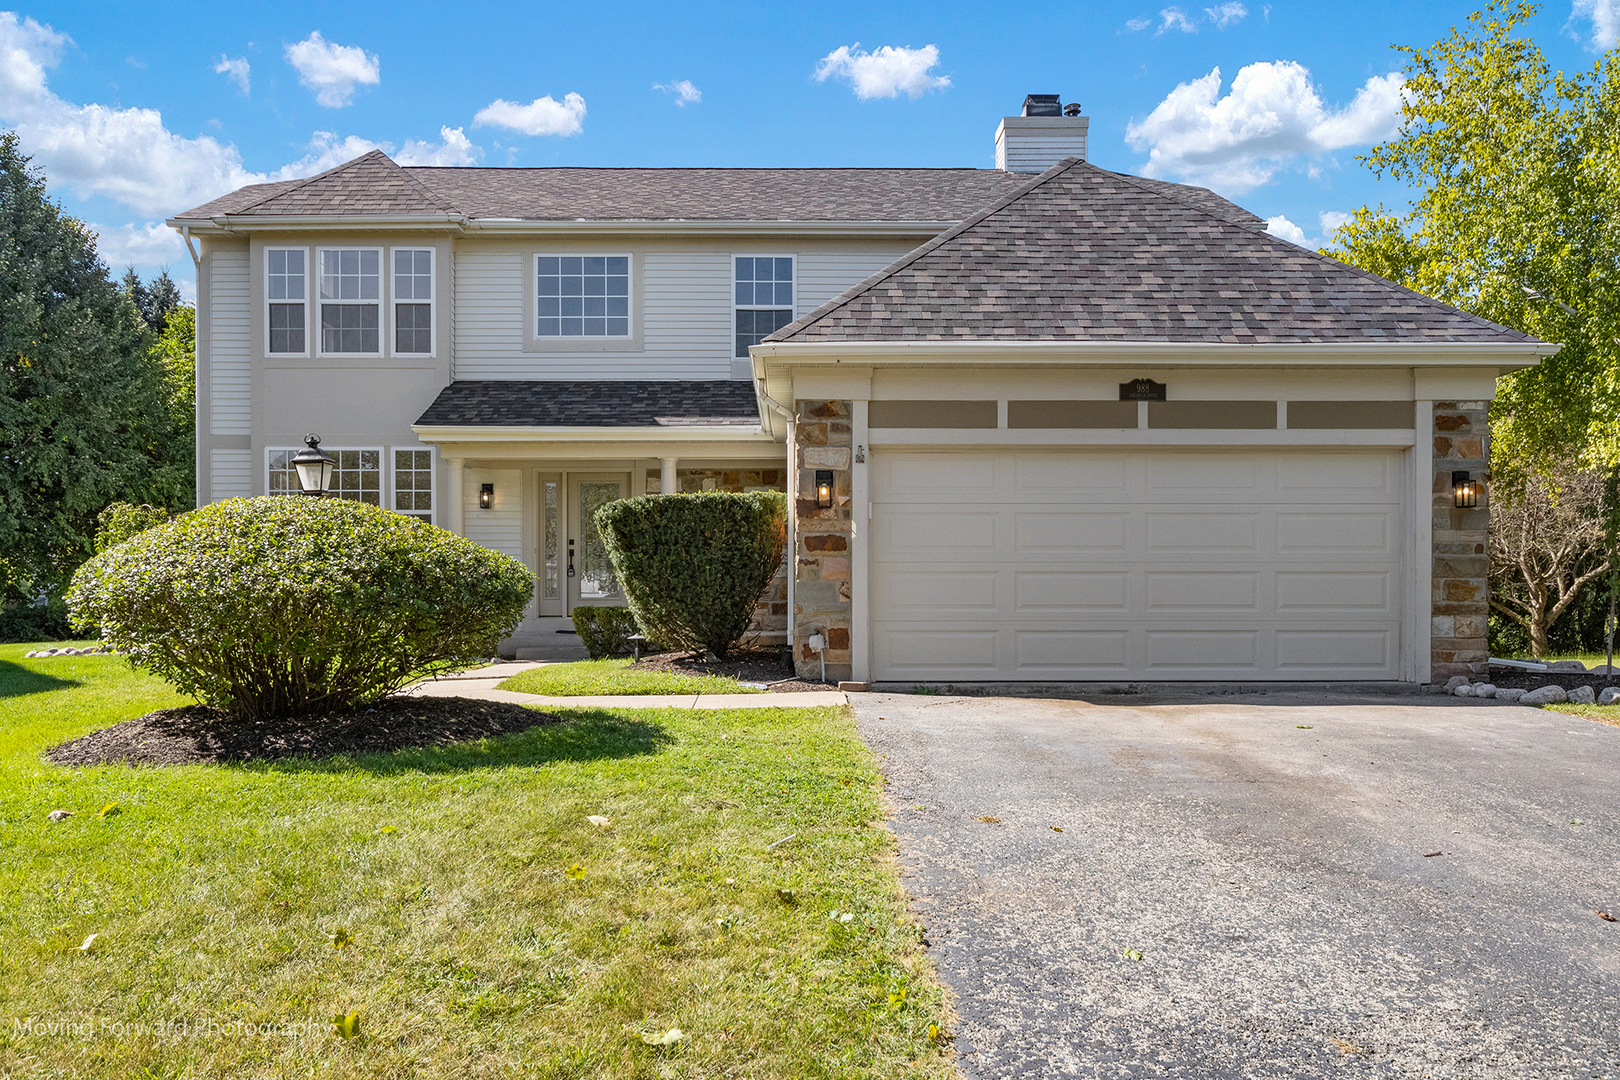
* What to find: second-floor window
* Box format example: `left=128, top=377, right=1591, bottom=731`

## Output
left=537, top=255, right=630, bottom=337
left=318, top=248, right=381, bottom=354
left=266, top=249, right=307, bottom=354
left=394, top=249, right=433, bottom=354
left=735, top=256, right=795, bottom=357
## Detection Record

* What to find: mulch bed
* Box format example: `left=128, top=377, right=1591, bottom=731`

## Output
left=47, top=696, right=563, bottom=767
left=631, top=646, right=836, bottom=693
left=1489, top=668, right=1620, bottom=692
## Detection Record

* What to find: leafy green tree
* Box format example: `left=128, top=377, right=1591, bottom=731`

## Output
left=145, top=303, right=196, bottom=507
left=0, top=131, right=178, bottom=630
left=1324, top=1, right=1620, bottom=486
left=121, top=266, right=182, bottom=335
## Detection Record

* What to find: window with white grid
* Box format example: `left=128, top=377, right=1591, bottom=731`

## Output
left=266, top=248, right=307, bottom=355
left=318, top=248, right=381, bottom=355
left=393, top=249, right=433, bottom=354
left=392, top=448, right=434, bottom=522
left=267, top=447, right=380, bottom=503
left=536, top=255, right=630, bottom=337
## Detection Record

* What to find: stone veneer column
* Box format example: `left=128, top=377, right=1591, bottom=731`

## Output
left=790, top=400, right=853, bottom=682
left=1431, top=400, right=1490, bottom=682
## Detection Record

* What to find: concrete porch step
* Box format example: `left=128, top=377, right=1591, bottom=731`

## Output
left=512, top=642, right=590, bottom=662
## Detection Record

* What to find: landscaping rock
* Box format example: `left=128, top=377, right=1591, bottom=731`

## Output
left=1496, top=688, right=1526, bottom=702
left=1445, top=675, right=1470, bottom=691
left=1568, top=685, right=1597, bottom=705
left=1546, top=660, right=1590, bottom=672
left=1471, top=683, right=1497, bottom=698
left=1452, top=684, right=1474, bottom=697
left=1600, top=687, right=1620, bottom=706
left=1520, top=685, right=1569, bottom=705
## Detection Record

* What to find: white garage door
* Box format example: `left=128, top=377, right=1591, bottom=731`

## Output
left=870, top=449, right=1405, bottom=681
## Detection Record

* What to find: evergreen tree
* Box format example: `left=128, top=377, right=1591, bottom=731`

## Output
left=0, top=131, right=178, bottom=631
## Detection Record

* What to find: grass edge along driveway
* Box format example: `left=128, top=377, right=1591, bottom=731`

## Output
left=499, top=657, right=766, bottom=697
left=0, top=644, right=952, bottom=1078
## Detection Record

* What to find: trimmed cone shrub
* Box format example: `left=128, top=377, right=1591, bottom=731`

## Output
left=66, top=497, right=533, bottom=721
left=596, top=491, right=785, bottom=659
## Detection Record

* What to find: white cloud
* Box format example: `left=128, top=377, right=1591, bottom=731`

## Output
left=87, top=219, right=185, bottom=267
left=284, top=31, right=379, bottom=108
left=1571, top=0, right=1620, bottom=50
left=654, top=79, right=702, bottom=106
left=395, top=126, right=482, bottom=166
left=472, top=93, right=587, bottom=136
left=1125, top=15, right=1153, bottom=31
left=1264, top=214, right=1308, bottom=246
left=1157, top=7, right=1199, bottom=33
left=0, top=14, right=474, bottom=219
left=814, top=43, right=950, bottom=100
left=1125, top=61, right=1405, bottom=193
left=1318, top=210, right=1351, bottom=238
left=213, top=54, right=249, bottom=95
left=1206, top=2, right=1248, bottom=28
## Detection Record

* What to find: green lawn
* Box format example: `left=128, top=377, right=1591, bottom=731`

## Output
left=500, top=658, right=766, bottom=697
left=0, top=644, right=950, bottom=1078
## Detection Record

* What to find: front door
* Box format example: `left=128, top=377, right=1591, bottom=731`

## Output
left=569, top=473, right=629, bottom=610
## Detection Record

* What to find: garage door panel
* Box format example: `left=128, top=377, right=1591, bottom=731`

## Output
left=1013, top=630, right=1130, bottom=672
left=882, top=570, right=1000, bottom=614
left=871, top=449, right=1404, bottom=681
left=1013, top=571, right=1129, bottom=611
left=1015, top=512, right=1130, bottom=551
left=1146, top=454, right=1259, bottom=494
left=1146, top=512, right=1259, bottom=551
left=1276, top=571, right=1392, bottom=612
left=1145, top=630, right=1260, bottom=670
left=1276, top=630, right=1392, bottom=670
left=1013, top=454, right=1129, bottom=495
left=1276, top=512, right=1394, bottom=553
left=883, top=510, right=1000, bottom=554
left=1145, top=571, right=1259, bottom=610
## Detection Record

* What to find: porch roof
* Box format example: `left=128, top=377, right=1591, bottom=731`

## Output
left=415, top=380, right=763, bottom=428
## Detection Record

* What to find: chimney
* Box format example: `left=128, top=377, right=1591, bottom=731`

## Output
left=995, top=94, right=1088, bottom=172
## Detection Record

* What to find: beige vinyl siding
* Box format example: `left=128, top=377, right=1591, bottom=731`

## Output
left=209, top=249, right=251, bottom=434
left=452, top=251, right=525, bottom=375
left=639, top=252, right=731, bottom=376
left=209, top=448, right=252, bottom=500
left=463, top=467, right=524, bottom=559
left=796, top=249, right=913, bottom=313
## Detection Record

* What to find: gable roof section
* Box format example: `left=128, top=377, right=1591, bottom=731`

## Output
left=415, top=380, right=762, bottom=428
left=206, top=150, right=458, bottom=217
left=764, top=158, right=1537, bottom=346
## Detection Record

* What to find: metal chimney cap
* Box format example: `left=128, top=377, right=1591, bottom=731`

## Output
left=1063, top=102, right=1083, bottom=117
left=1022, top=94, right=1062, bottom=117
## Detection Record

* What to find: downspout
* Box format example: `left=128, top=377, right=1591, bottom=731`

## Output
left=786, top=418, right=796, bottom=666
left=180, top=226, right=201, bottom=269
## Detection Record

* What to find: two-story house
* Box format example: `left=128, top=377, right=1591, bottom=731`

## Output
left=168, top=97, right=1555, bottom=687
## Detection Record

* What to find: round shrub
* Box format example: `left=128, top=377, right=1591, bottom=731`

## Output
left=66, top=497, right=534, bottom=721
left=94, top=502, right=173, bottom=554
left=596, top=491, right=785, bottom=659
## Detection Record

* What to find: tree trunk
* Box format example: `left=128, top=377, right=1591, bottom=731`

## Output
left=1530, top=611, right=1550, bottom=659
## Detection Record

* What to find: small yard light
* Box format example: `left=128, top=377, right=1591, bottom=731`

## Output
left=815, top=470, right=834, bottom=509
left=479, top=483, right=494, bottom=510
left=1452, top=470, right=1479, bottom=509
left=291, top=434, right=335, bottom=497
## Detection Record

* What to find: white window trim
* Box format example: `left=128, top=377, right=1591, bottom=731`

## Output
left=388, top=445, right=437, bottom=526
left=389, top=247, right=436, bottom=359
left=264, top=246, right=310, bottom=358
left=265, top=445, right=385, bottom=501
left=534, top=252, right=635, bottom=340
left=732, top=253, right=797, bottom=358
left=315, top=246, right=386, bottom=358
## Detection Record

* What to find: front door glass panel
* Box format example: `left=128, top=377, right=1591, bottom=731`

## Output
left=543, top=481, right=559, bottom=600
left=577, top=481, right=622, bottom=600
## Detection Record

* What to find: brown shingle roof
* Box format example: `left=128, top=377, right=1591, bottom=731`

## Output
left=764, top=159, right=1537, bottom=345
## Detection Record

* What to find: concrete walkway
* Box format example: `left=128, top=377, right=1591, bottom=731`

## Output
left=404, top=663, right=846, bottom=709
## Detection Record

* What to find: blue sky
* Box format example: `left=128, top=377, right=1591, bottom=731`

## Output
left=3, top=1, right=1614, bottom=298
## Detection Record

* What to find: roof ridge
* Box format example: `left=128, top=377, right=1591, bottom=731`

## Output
left=766, top=159, right=1085, bottom=344
left=1102, top=168, right=1524, bottom=339
left=231, top=149, right=394, bottom=215
left=393, top=157, right=461, bottom=214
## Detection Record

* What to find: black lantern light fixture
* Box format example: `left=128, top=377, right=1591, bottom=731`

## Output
left=291, top=433, right=336, bottom=497
left=815, top=470, right=834, bottom=509
left=479, top=483, right=494, bottom=510
left=1452, top=470, right=1480, bottom=509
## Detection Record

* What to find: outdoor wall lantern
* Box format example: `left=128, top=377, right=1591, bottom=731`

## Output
left=479, top=483, right=495, bottom=510
left=815, top=470, right=834, bottom=509
left=1452, top=470, right=1480, bottom=509
left=291, top=433, right=335, bottom=497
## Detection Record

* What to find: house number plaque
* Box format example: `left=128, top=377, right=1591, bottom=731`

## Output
left=1119, top=378, right=1167, bottom=401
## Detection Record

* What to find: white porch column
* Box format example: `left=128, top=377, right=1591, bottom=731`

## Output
left=445, top=456, right=465, bottom=536
left=660, top=457, right=678, bottom=494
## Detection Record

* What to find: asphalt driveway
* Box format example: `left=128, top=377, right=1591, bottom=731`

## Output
left=854, top=694, right=1620, bottom=1078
